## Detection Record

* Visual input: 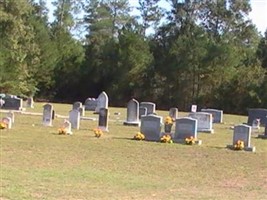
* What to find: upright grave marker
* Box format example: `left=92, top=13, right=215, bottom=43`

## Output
left=95, top=92, right=108, bottom=114
left=173, top=117, right=202, bottom=144
left=42, top=103, right=53, bottom=126
left=201, top=108, right=223, bottom=123
left=140, top=115, right=162, bottom=141
left=227, top=124, right=255, bottom=152
left=123, top=99, right=140, bottom=126
left=188, top=112, right=214, bottom=133
left=140, top=102, right=156, bottom=115
left=98, top=108, right=109, bottom=131
left=169, top=108, right=178, bottom=120
left=69, top=109, right=80, bottom=130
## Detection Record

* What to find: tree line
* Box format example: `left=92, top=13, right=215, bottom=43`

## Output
left=0, top=0, right=267, bottom=114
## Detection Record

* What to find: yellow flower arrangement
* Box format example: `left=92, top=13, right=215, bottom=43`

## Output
left=93, top=128, right=103, bottom=138
left=164, top=116, right=173, bottom=125
left=58, top=127, right=67, bottom=135
left=234, top=140, right=244, bottom=150
left=160, top=134, right=173, bottom=143
left=133, top=132, right=145, bottom=140
left=185, top=136, right=195, bottom=145
left=0, top=122, right=7, bottom=129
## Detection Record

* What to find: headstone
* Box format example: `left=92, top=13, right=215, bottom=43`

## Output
left=173, top=117, right=200, bottom=143
left=251, top=118, right=260, bottom=132
left=169, top=108, right=178, bottom=120
left=2, top=97, right=23, bottom=110
left=0, top=98, right=5, bottom=108
left=2, top=117, right=12, bottom=129
left=258, top=123, right=267, bottom=138
left=26, top=97, right=34, bottom=108
left=139, top=107, right=147, bottom=119
left=69, top=109, right=80, bottom=130
left=140, top=115, right=162, bottom=141
left=84, top=98, right=97, bottom=111
left=95, top=92, right=108, bottom=114
left=98, top=108, right=109, bottom=131
left=191, top=105, right=197, bottom=113
left=78, top=106, right=85, bottom=117
left=247, top=108, right=267, bottom=126
left=188, top=112, right=214, bottom=133
left=123, top=99, right=140, bottom=126
left=140, top=102, right=156, bottom=115
left=62, top=120, right=72, bottom=135
left=200, top=108, right=223, bottom=123
left=6, top=111, right=14, bottom=123
left=227, top=124, right=255, bottom=152
left=72, top=101, right=82, bottom=110
left=42, top=104, right=53, bottom=126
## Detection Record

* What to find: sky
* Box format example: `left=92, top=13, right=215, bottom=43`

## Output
left=46, top=0, right=267, bottom=35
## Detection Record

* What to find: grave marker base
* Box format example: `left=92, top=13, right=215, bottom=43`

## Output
left=226, top=145, right=256, bottom=152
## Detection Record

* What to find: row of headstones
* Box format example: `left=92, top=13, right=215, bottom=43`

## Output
left=123, top=99, right=223, bottom=127
left=0, top=96, right=34, bottom=110
left=43, top=103, right=109, bottom=132
left=140, top=115, right=256, bottom=152
left=84, top=91, right=108, bottom=113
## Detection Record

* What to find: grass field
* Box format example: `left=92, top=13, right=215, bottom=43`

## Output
left=1, top=103, right=267, bottom=200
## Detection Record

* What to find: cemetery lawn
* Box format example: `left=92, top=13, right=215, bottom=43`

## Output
left=1, top=103, right=267, bottom=200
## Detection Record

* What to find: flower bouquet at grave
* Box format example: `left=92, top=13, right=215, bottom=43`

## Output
left=133, top=132, right=145, bottom=140
left=58, top=127, right=67, bottom=135
left=234, top=140, right=244, bottom=150
left=93, top=128, right=103, bottom=138
left=0, top=121, right=7, bottom=129
left=160, top=134, right=173, bottom=143
left=164, top=116, right=174, bottom=133
left=165, top=116, right=174, bottom=125
left=185, top=136, right=196, bottom=145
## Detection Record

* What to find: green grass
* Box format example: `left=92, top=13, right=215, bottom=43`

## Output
left=1, top=103, right=267, bottom=200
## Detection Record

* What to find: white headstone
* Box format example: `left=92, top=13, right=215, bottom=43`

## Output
left=191, top=105, right=197, bottom=113
left=6, top=111, right=14, bottom=123
left=2, top=117, right=12, bottom=129
left=62, top=120, right=72, bottom=135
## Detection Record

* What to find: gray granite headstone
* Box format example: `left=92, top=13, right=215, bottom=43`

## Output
left=188, top=112, right=214, bottom=133
left=140, top=115, right=162, bottom=141
left=98, top=108, right=108, bottom=131
left=42, top=103, right=53, bottom=126
left=69, top=109, right=80, bottom=130
left=84, top=98, right=97, bottom=111
left=95, top=92, right=108, bottom=113
left=139, top=107, right=147, bottom=119
left=2, top=97, right=23, bottom=110
left=73, top=101, right=82, bottom=110
left=123, top=99, right=140, bottom=126
left=173, top=117, right=197, bottom=141
left=227, top=124, right=255, bottom=151
left=201, top=108, right=223, bottom=123
left=26, top=97, right=34, bottom=108
left=247, top=108, right=267, bottom=126
left=169, top=108, right=178, bottom=120
left=140, top=102, right=156, bottom=115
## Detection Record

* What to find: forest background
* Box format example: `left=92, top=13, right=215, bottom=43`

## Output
left=1, top=0, right=267, bottom=114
